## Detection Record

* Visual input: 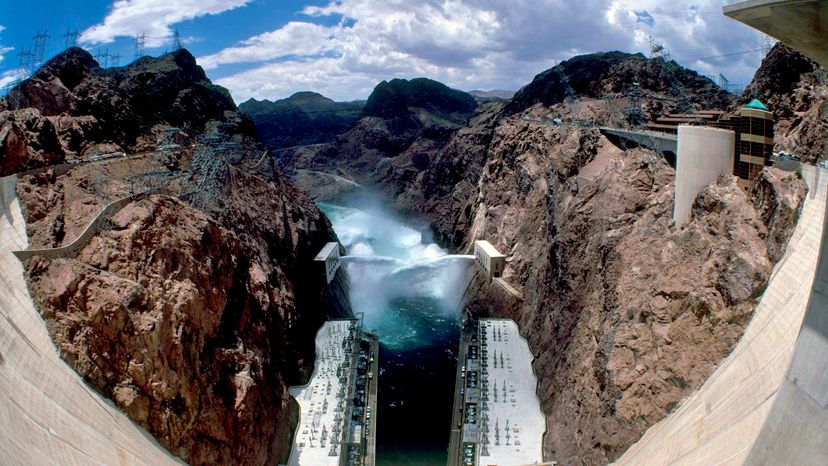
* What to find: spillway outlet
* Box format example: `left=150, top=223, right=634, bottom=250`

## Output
left=474, top=240, right=505, bottom=278
left=315, top=242, right=342, bottom=284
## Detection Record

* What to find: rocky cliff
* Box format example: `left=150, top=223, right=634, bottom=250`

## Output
left=1, top=47, right=255, bottom=175
left=742, top=42, right=827, bottom=164
left=239, top=92, right=364, bottom=150
left=3, top=48, right=350, bottom=464
left=506, top=51, right=733, bottom=117
left=272, top=77, right=480, bottom=202
left=276, top=52, right=807, bottom=464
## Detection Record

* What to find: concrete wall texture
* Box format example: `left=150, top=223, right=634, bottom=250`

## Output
left=673, top=125, right=736, bottom=226
left=0, top=174, right=179, bottom=465
left=616, top=165, right=828, bottom=465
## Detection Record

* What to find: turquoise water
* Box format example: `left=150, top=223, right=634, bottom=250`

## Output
left=318, top=199, right=473, bottom=465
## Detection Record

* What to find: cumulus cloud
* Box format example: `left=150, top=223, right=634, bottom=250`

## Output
left=204, top=0, right=767, bottom=102
left=0, top=25, right=11, bottom=65
left=80, top=0, right=252, bottom=47
left=0, top=69, right=18, bottom=88
left=200, top=22, right=342, bottom=70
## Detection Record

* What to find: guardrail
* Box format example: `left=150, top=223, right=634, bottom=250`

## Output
left=12, top=190, right=156, bottom=261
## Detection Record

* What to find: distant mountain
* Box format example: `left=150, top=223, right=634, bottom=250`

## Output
left=506, top=50, right=733, bottom=115
left=239, top=92, right=364, bottom=150
left=468, top=89, right=515, bottom=103
left=361, top=78, right=477, bottom=120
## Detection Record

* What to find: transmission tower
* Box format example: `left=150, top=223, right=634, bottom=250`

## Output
left=649, top=36, right=670, bottom=61
left=134, top=32, right=146, bottom=59
left=109, top=53, right=120, bottom=67
left=716, top=73, right=741, bottom=94
left=760, top=35, right=774, bottom=56
left=624, top=82, right=644, bottom=126
left=32, top=30, right=50, bottom=68
left=63, top=29, right=79, bottom=48
left=95, top=49, right=109, bottom=67
left=16, top=48, right=34, bottom=79
left=645, top=36, right=693, bottom=113
left=173, top=29, right=182, bottom=51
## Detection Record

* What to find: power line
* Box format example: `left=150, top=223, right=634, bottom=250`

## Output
left=692, top=48, right=764, bottom=62
left=95, top=48, right=109, bottom=68
left=16, top=48, right=34, bottom=79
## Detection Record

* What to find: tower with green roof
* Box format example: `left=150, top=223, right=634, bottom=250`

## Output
left=733, top=97, right=774, bottom=187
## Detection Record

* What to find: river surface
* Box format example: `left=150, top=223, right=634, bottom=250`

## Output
left=318, top=195, right=474, bottom=466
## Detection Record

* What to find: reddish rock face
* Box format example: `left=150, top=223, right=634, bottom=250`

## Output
left=0, top=108, right=65, bottom=175
left=22, top=171, right=348, bottom=464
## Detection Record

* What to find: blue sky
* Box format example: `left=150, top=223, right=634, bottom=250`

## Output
left=0, top=1, right=768, bottom=103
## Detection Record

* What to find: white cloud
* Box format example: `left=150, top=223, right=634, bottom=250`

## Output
left=200, top=22, right=341, bottom=70
left=0, top=46, right=12, bottom=64
left=80, top=0, right=252, bottom=48
left=0, top=69, right=18, bottom=88
left=0, top=25, right=10, bottom=64
left=203, top=0, right=767, bottom=102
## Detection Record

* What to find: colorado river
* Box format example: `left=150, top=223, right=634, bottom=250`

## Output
left=318, top=196, right=474, bottom=465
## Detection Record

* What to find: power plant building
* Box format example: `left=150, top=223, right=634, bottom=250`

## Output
left=648, top=99, right=776, bottom=191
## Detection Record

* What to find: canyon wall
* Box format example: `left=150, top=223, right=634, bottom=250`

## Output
left=268, top=52, right=808, bottom=464
left=458, top=119, right=805, bottom=464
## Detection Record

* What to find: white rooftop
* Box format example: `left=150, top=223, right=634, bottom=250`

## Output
left=314, top=242, right=339, bottom=261
left=287, top=320, right=356, bottom=466
left=477, top=318, right=545, bottom=465
left=475, top=240, right=506, bottom=259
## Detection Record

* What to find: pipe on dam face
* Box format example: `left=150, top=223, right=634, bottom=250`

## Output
left=672, top=125, right=736, bottom=227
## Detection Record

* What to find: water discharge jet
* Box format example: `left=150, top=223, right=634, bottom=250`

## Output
left=318, top=196, right=475, bottom=465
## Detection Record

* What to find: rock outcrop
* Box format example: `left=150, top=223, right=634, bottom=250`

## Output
left=1, top=47, right=254, bottom=174
left=5, top=47, right=350, bottom=465
left=239, top=92, right=364, bottom=149
left=506, top=51, right=733, bottom=116
left=743, top=42, right=828, bottom=164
